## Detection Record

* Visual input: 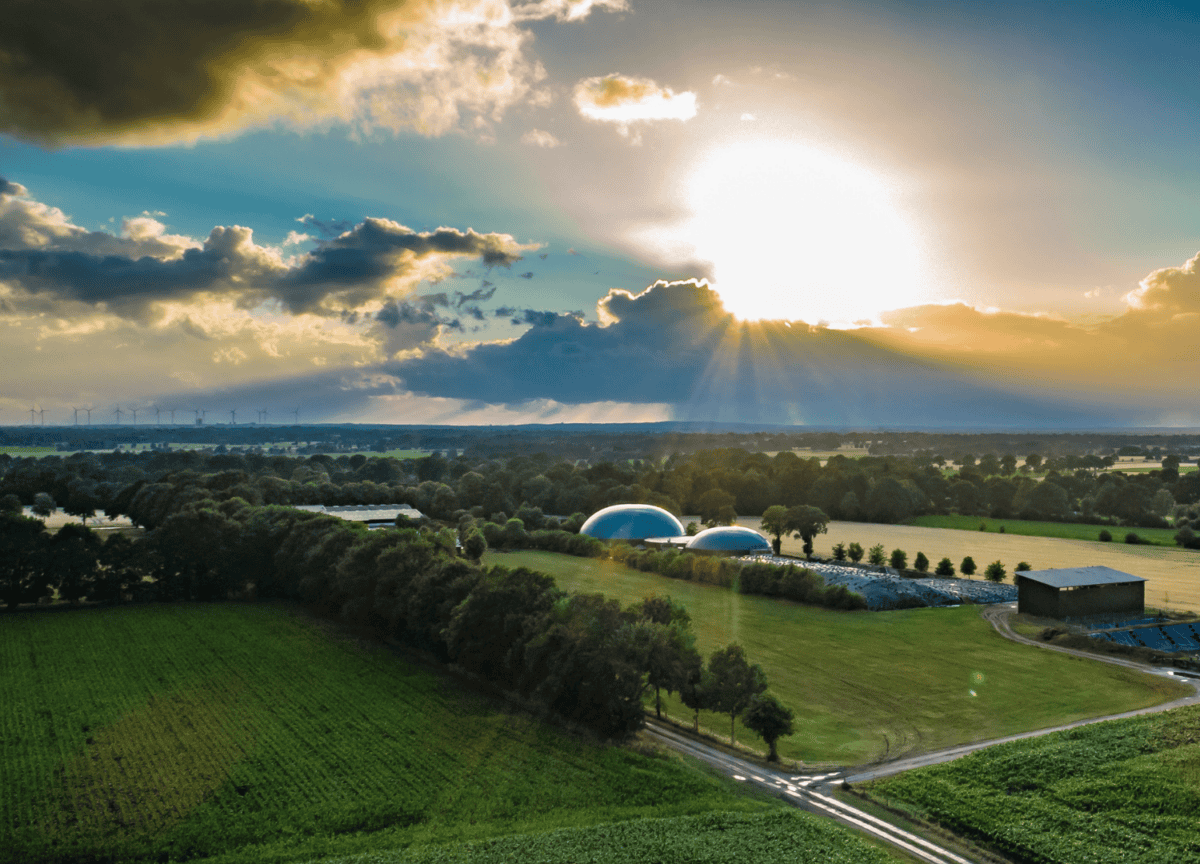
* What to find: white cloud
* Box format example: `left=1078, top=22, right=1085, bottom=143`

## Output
left=521, top=128, right=563, bottom=147
left=573, top=73, right=698, bottom=137
left=712, top=73, right=734, bottom=86
left=512, top=0, right=628, bottom=22
left=740, top=112, right=756, bottom=121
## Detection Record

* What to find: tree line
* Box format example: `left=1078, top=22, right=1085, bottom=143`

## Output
left=0, top=498, right=796, bottom=751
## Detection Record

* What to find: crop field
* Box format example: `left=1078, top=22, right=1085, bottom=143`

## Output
left=908, top=514, right=1181, bottom=546
left=747, top=518, right=1200, bottom=611
left=317, top=810, right=902, bottom=864
left=485, top=550, right=1187, bottom=766
left=863, top=704, right=1200, bottom=863
left=0, top=603, right=782, bottom=864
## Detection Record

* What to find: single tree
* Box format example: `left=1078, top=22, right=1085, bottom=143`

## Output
left=984, top=560, right=1007, bottom=583
left=761, top=505, right=789, bottom=556
left=784, top=505, right=830, bottom=557
left=1015, top=561, right=1031, bottom=573
left=868, top=543, right=886, bottom=565
left=463, top=529, right=487, bottom=561
left=0, top=494, right=22, bottom=514
left=832, top=542, right=847, bottom=562
left=1024, top=453, right=1043, bottom=472
left=961, top=556, right=977, bottom=577
left=913, top=551, right=929, bottom=573
left=1000, top=453, right=1017, bottom=475
left=707, top=644, right=767, bottom=745
left=889, top=548, right=907, bottom=570
left=847, top=542, right=864, bottom=563
left=31, top=492, right=55, bottom=518
left=680, top=663, right=712, bottom=733
left=935, top=556, right=955, bottom=577
left=742, top=693, right=795, bottom=762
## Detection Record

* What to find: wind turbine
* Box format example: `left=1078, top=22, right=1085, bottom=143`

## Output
left=84, top=408, right=92, bottom=425
left=129, top=406, right=139, bottom=425
left=229, top=409, right=236, bottom=425
left=290, top=407, right=300, bottom=424
left=169, top=408, right=176, bottom=425
left=153, top=407, right=161, bottom=426
left=29, top=407, right=36, bottom=425
left=113, top=406, right=124, bottom=424
left=193, top=408, right=206, bottom=425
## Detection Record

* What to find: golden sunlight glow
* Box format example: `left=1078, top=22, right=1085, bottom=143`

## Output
left=679, top=140, right=926, bottom=324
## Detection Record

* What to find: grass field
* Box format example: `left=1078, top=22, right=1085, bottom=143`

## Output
left=484, top=550, right=1187, bottom=766
left=908, top=514, right=1180, bottom=546
left=754, top=518, right=1200, bottom=612
left=0, top=603, right=800, bottom=864
left=862, top=704, right=1200, bottom=863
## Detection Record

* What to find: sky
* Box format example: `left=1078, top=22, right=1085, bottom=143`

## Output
left=2, top=0, right=1200, bottom=429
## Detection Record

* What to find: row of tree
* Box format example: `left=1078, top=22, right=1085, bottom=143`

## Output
left=1, top=500, right=797, bottom=749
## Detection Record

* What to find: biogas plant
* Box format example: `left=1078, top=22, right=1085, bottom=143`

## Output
left=578, top=503, right=1016, bottom=610
left=579, top=503, right=772, bottom=555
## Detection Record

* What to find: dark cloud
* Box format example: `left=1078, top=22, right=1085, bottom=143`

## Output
left=519, top=271, right=535, bottom=278
left=0, top=183, right=531, bottom=321
left=0, top=0, right=623, bottom=146
left=297, top=215, right=356, bottom=239
left=456, top=284, right=497, bottom=305
left=391, top=279, right=1118, bottom=426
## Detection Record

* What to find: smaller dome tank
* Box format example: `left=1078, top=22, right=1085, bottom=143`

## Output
left=685, top=526, right=772, bottom=554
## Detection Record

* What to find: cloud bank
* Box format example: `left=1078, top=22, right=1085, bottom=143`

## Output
left=0, top=0, right=621, bottom=146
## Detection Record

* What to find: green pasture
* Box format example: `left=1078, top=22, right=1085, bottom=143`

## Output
left=0, top=603, right=779, bottom=864
left=908, top=514, right=1181, bottom=546
left=485, top=550, right=1188, bottom=766
left=864, top=704, right=1200, bottom=863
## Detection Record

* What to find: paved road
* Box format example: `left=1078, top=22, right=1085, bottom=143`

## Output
left=645, top=721, right=976, bottom=864
left=645, top=602, right=1200, bottom=862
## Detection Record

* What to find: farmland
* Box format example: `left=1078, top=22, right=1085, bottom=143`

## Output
left=862, top=704, right=1200, bottom=863
left=317, top=810, right=899, bottom=863
left=908, top=514, right=1181, bottom=546
left=1, top=603, right=801, bottom=864
left=484, top=550, right=1187, bottom=765
left=753, top=518, right=1200, bottom=611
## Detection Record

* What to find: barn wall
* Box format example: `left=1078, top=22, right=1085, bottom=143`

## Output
left=1018, top=578, right=1060, bottom=617
left=1059, top=582, right=1144, bottom=618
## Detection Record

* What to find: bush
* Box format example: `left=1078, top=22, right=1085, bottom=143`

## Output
left=1099, top=529, right=1113, bottom=542
left=832, top=542, right=847, bottom=561
left=935, top=557, right=955, bottom=577
left=913, top=551, right=929, bottom=573
left=867, top=544, right=885, bottom=565
left=960, top=556, right=977, bottom=576
left=1124, top=532, right=1142, bottom=545
left=847, top=542, right=864, bottom=563
left=889, top=548, right=907, bottom=570
left=984, top=560, right=1006, bottom=583
left=1016, top=561, right=1031, bottom=572
left=978, top=522, right=987, bottom=531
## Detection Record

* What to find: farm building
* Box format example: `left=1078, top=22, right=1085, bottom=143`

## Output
left=294, top=504, right=424, bottom=529
left=580, top=504, right=685, bottom=542
left=1015, top=566, right=1146, bottom=619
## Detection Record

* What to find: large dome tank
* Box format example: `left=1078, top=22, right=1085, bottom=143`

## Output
left=685, top=526, right=772, bottom=555
left=579, top=504, right=685, bottom=542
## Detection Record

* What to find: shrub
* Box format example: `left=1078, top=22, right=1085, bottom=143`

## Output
left=868, top=544, right=886, bottom=565
left=847, top=542, right=864, bottom=563
left=978, top=522, right=987, bottom=531
left=832, top=542, right=847, bottom=561
left=889, top=548, right=907, bottom=570
left=1099, top=529, right=1113, bottom=542
left=935, top=557, right=955, bottom=577
left=913, top=552, right=929, bottom=573
left=1124, top=532, right=1142, bottom=545
left=984, top=560, right=1006, bottom=583
left=998, top=525, right=1005, bottom=533
left=960, top=556, right=977, bottom=576
left=1016, top=561, right=1031, bottom=572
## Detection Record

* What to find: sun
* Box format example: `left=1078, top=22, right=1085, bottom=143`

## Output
left=677, top=140, right=927, bottom=325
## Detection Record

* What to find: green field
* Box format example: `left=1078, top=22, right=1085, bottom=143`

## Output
left=863, top=705, right=1200, bottom=863
left=2, top=603, right=813, bottom=864
left=908, top=514, right=1181, bottom=546
left=485, top=550, right=1189, bottom=765
left=319, top=810, right=897, bottom=864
